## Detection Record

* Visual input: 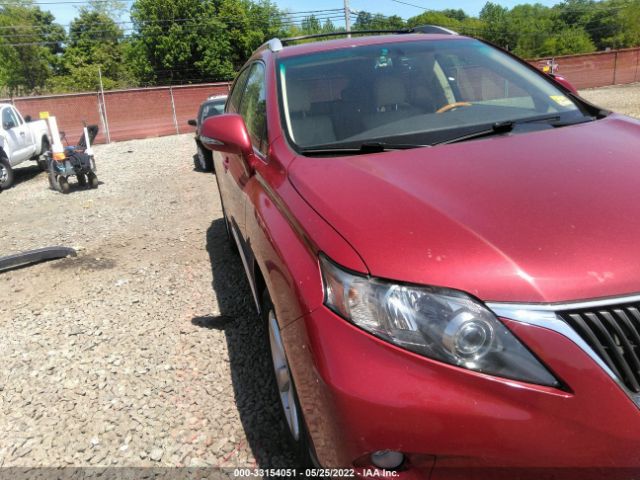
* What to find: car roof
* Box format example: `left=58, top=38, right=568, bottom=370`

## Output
left=205, top=95, right=227, bottom=102
left=276, top=33, right=470, bottom=59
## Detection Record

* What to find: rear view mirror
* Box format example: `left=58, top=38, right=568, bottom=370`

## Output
left=24, top=115, right=32, bottom=123
left=187, top=119, right=197, bottom=127
left=200, top=114, right=252, bottom=158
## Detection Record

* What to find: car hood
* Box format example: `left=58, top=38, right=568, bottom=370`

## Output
left=288, top=115, right=640, bottom=303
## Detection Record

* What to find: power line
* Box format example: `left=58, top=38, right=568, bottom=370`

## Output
left=0, top=13, right=358, bottom=45
left=0, top=8, right=349, bottom=30
left=389, top=0, right=432, bottom=11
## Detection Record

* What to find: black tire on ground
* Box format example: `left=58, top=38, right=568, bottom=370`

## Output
left=0, top=155, right=14, bottom=190
left=262, top=290, right=314, bottom=468
left=197, top=143, right=213, bottom=172
left=48, top=159, right=59, bottom=191
left=77, top=173, right=87, bottom=187
left=59, top=176, right=70, bottom=194
left=37, top=138, right=51, bottom=171
left=87, top=171, right=99, bottom=188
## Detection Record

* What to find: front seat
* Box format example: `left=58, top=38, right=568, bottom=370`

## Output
left=363, top=76, right=422, bottom=131
left=287, top=82, right=336, bottom=147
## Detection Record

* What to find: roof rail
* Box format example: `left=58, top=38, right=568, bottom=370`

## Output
left=278, top=24, right=458, bottom=46
left=258, top=38, right=284, bottom=53
left=412, top=24, right=459, bottom=35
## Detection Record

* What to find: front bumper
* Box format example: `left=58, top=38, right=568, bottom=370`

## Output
left=282, top=306, right=640, bottom=479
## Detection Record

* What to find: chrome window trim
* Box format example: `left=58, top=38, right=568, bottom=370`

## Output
left=487, top=297, right=640, bottom=408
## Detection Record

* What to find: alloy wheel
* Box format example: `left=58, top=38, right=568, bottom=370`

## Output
left=268, top=309, right=301, bottom=441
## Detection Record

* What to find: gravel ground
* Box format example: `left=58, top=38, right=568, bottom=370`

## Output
left=0, top=82, right=639, bottom=473
left=0, top=135, right=295, bottom=471
left=580, top=82, right=640, bottom=118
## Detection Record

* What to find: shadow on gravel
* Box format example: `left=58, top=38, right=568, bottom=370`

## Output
left=192, top=218, right=297, bottom=469
left=10, top=164, right=43, bottom=188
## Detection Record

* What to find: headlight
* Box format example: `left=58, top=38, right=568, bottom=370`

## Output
left=320, top=255, right=559, bottom=387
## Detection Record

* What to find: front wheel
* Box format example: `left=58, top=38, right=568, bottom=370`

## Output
left=0, top=156, right=14, bottom=189
left=263, top=291, right=313, bottom=467
left=196, top=143, right=213, bottom=172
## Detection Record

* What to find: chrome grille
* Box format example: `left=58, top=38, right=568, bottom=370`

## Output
left=557, top=303, right=640, bottom=393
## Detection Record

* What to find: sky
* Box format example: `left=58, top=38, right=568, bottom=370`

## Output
left=45, top=0, right=561, bottom=29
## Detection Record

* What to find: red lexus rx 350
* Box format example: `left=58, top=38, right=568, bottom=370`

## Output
left=202, top=29, right=640, bottom=479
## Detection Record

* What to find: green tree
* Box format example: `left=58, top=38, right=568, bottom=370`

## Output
left=130, top=0, right=284, bottom=85
left=47, top=4, right=135, bottom=93
left=0, top=2, right=65, bottom=95
left=300, top=14, right=321, bottom=34
left=479, top=2, right=513, bottom=48
left=353, top=12, right=404, bottom=30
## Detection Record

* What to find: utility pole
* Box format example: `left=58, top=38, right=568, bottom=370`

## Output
left=98, top=66, right=111, bottom=144
left=344, top=0, right=351, bottom=38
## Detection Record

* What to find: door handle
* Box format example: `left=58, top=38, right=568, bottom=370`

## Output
left=19, top=132, right=25, bottom=136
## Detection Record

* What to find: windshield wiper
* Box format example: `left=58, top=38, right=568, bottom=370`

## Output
left=301, top=141, right=427, bottom=156
left=432, top=114, right=564, bottom=146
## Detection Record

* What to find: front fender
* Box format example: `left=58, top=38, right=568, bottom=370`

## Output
left=243, top=162, right=367, bottom=328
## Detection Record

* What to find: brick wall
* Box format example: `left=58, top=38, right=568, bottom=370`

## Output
left=1, top=82, right=231, bottom=145
left=531, top=47, right=640, bottom=90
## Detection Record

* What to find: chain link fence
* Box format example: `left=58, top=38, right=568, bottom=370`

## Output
left=1, top=82, right=231, bottom=145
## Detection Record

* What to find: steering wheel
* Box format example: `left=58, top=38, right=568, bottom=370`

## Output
left=436, top=102, right=473, bottom=114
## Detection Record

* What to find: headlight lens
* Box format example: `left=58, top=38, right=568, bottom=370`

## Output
left=320, top=255, right=559, bottom=387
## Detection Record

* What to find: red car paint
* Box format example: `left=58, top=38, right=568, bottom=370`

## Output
left=204, top=33, right=640, bottom=479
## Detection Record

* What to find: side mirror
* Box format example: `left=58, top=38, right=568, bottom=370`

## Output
left=201, top=113, right=252, bottom=157
left=187, top=119, right=197, bottom=127
left=24, top=115, right=32, bottom=123
left=549, top=74, right=578, bottom=96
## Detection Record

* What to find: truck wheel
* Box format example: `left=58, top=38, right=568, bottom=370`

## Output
left=37, top=138, right=51, bottom=171
left=0, top=156, right=13, bottom=189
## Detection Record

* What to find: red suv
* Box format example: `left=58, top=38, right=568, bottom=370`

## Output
left=202, top=29, right=640, bottom=479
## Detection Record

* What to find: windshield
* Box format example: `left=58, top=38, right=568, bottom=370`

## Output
left=200, top=99, right=226, bottom=122
left=277, top=38, right=587, bottom=150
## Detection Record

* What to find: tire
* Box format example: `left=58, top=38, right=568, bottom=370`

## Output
left=0, top=156, right=13, bottom=190
left=87, top=171, right=99, bottom=189
left=262, top=291, right=313, bottom=467
left=221, top=199, right=238, bottom=255
left=48, top=158, right=60, bottom=191
left=58, top=176, right=70, bottom=194
left=37, top=138, right=51, bottom=171
left=197, top=143, right=213, bottom=172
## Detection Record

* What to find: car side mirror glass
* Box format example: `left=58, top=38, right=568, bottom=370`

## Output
left=187, top=119, right=197, bottom=127
left=24, top=115, right=32, bottom=123
left=200, top=114, right=252, bottom=158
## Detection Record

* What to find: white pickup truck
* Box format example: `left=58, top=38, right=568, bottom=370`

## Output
left=0, top=103, right=51, bottom=189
